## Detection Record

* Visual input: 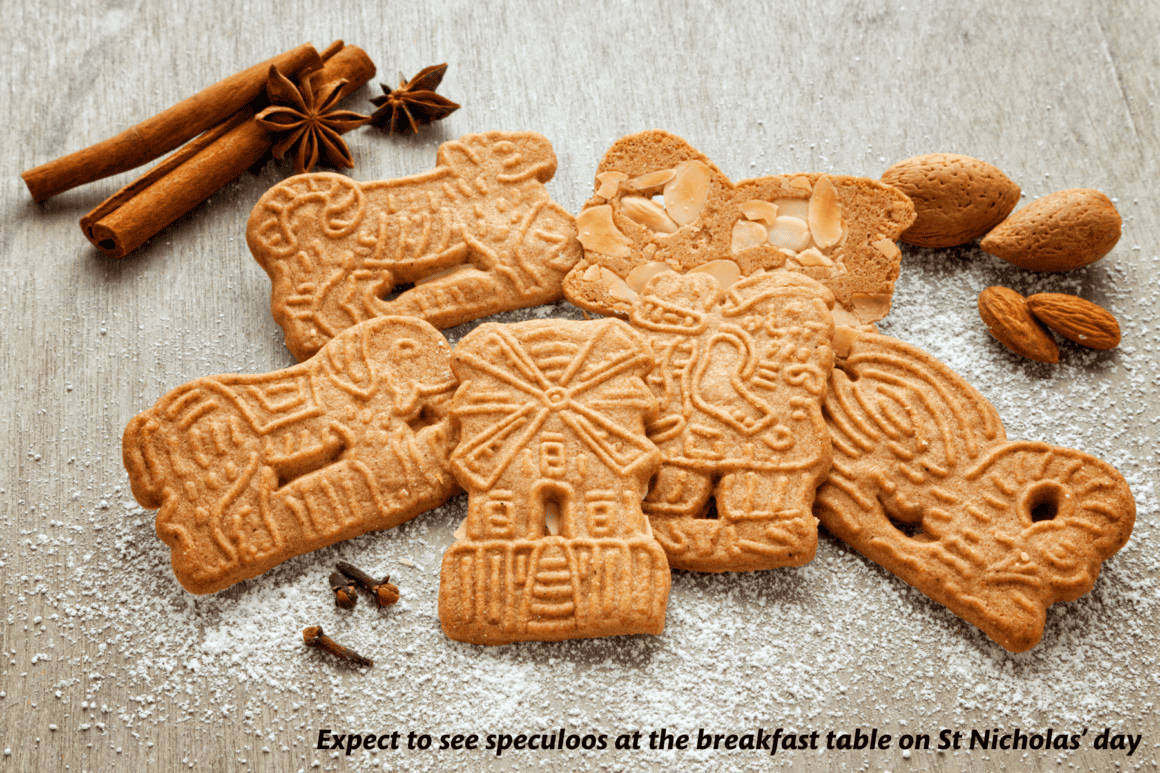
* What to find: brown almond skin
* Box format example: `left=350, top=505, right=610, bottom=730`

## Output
left=882, top=153, right=1020, bottom=248
left=1027, top=293, right=1121, bottom=350
left=978, top=286, right=1059, bottom=363
left=980, top=189, right=1121, bottom=272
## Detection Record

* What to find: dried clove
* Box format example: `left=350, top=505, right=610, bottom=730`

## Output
left=336, top=561, right=400, bottom=607
left=329, top=571, right=358, bottom=610
left=302, top=625, right=374, bottom=667
left=375, top=577, right=401, bottom=606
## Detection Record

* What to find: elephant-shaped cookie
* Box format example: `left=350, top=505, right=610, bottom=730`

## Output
left=123, top=317, right=459, bottom=593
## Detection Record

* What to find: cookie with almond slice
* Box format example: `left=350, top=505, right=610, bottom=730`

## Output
left=562, top=130, right=916, bottom=331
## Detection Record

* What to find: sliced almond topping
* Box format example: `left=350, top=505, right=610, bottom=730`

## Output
left=583, top=263, right=603, bottom=282
left=831, top=306, right=864, bottom=330
left=663, top=160, right=711, bottom=226
left=731, top=221, right=769, bottom=253
left=739, top=199, right=779, bottom=226
left=832, top=325, right=860, bottom=358
left=415, top=265, right=488, bottom=286
left=628, top=168, right=677, bottom=190
left=689, top=259, right=741, bottom=288
left=601, top=267, right=639, bottom=302
left=594, top=171, right=628, bottom=199
left=808, top=175, right=843, bottom=250
left=620, top=195, right=680, bottom=233
left=794, top=247, right=834, bottom=267
left=453, top=516, right=469, bottom=541
left=851, top=292, right=892, bottom=323
left=577, top=204, right=634, bottom=258
left=773, top=197, right=810, bottom=222
left=768, top=216, right=812, bottom=252
left=626, top=261, right=676, bottom=292
left=872, top=237, right=901, bottom=260
left=790, top=176, right=813, bottom=193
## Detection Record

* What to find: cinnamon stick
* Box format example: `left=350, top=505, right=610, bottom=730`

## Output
left=21, top=43, right=324, bottom=202
left=81, top=44, right=376, bottom=259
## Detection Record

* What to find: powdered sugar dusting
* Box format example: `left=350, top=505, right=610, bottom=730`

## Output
left=4, top=234, right=1156, bottom=772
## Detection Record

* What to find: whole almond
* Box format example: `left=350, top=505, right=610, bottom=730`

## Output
left=980, top=188, right=1121, bottom=272
left=881, top=153, right=1020, bottom=248
left=977, top=286, right=1059, bottom=363
left=1026, top=293, right=1120, bottom=350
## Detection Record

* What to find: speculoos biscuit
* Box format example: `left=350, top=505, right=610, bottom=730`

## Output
left=247, top=130, right=582, bottom=361
left=562, top=129, right=916, bottom=331
left=438, top=318, right=670, bottom=644
left=815, top=330, right=1136, bottom=652
left=632, top=270, right=836, bottom=571
left=123, top=316, right=459, bottom=594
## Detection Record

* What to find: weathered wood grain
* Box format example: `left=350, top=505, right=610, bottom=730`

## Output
left=1, top=2, right=1157, bottom=772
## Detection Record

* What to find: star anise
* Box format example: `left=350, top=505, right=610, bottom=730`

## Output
left=369, top=64, right=460, bottom=134
left=255, top=65, right=370, bottom=175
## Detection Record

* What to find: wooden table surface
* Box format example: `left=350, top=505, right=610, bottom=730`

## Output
left=2, top=1, right=1157, bottom=771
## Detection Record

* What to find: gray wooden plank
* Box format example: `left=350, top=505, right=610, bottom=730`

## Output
left=1, top=1, right=1157, bottom=772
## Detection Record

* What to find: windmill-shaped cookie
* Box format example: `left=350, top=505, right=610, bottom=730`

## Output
left=439, top=319, right=668, bottom=644
left=816, top=331, right=1136, bottom=651
left=123, top=317, right=459, bottom=594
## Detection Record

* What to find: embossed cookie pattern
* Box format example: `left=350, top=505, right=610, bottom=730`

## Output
left=815, top=332, right=1136, bottom=652
left=438, top=319, right=669, bottom=644
left=123, top=317, right=459, bottom=594
left=633, top=271, right=835, bottom=572
left=563, top=129, right=916, bottom=330
left=247, top=131, right=583, bottom=361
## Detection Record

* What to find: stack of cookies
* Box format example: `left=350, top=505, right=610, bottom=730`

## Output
left=123, top=130, right=1135, bottom=653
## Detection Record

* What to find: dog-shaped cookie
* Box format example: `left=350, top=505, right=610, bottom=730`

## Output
left=248, top=131, right=582, bottom=361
